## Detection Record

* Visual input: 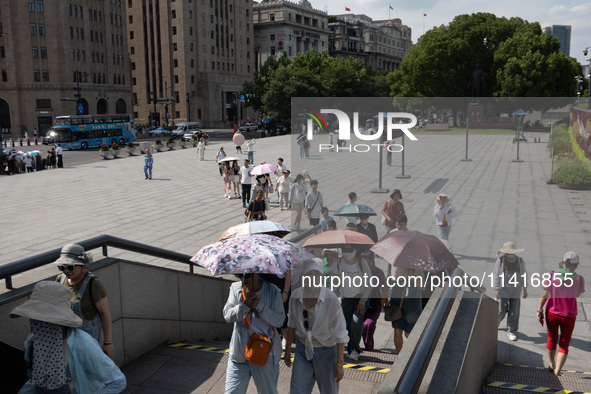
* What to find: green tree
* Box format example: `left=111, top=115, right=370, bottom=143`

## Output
left=242, top=53, right=291, bottom=113
left=390, top=13, right=581, bottom=98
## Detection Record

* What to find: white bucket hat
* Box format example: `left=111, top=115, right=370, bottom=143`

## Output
left=436, top=193, right=450, bottom=203
left=498, top=241, right=525, bottom=255
left=11, top=281, right=82, bottom=327
left=302, top=258, right=324, bottom=275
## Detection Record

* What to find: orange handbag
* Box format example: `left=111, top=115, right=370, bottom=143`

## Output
left=242, top=287, right=275, bottom=366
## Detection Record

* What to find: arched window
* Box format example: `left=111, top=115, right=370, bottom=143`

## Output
left=97, top=98, right=109, bottom=114
left=115, top=98, right=127, bottom=114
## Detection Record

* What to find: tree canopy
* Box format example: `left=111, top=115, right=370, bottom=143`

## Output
left=388, top=13, right=582, bottom=98
left=242, top=49, right=389, bottom=119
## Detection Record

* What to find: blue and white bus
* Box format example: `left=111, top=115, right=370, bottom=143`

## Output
left=51, top=114, right=136, bottom=149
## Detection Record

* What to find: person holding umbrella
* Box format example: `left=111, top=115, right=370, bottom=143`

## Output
left=494, top=242, right=528, bottom=341
left=223, top=273, right=285, bottom=393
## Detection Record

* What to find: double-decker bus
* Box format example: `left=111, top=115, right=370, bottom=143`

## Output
left=51, top=114, right=136, bottom=149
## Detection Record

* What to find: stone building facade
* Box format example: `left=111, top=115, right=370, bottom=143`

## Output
left=0, top=0, right=131, bottom=138
left=126, top=0, right=255, bottom=128
left=253, top=0, right=329, bottom=68
left=328, top=14, right=411, bottom=72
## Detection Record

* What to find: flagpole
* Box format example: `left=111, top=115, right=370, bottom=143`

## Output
left=422, top=12, right=425, bottom=36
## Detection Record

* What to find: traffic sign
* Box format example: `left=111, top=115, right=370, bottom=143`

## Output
left=240, top=94, right=245, bottom=102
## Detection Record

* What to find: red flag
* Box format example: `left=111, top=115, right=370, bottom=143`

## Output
left=424, top=13, right=427, bottom=16
left=389, top=5, right=393, bottom=10
left=345, top=7, right=351, bottom=11
left=433, top=26, right=437, bottom=29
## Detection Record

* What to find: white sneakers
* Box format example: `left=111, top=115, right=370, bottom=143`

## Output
left=507, top=332, right=517, bottom=341
left=348, top=350, right=359, bottom=362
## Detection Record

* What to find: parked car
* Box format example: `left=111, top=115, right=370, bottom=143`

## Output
left=239, top=123, right=258, bottom=132
left=148, top=127, right=170, bottom=137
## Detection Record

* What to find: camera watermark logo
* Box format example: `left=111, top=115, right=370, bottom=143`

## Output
left=304, top=108, right=418, bottom=153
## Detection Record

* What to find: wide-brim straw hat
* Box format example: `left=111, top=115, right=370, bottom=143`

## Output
left=436, top=193, right=450, bottom=203
left=11, top=281, right=82, bottom=327
left=498, top=241, right=525, bottom=255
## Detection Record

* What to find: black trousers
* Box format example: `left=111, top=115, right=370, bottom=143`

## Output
left=57, top=154, right=63, bottom=168
left=241, top=184, right=251, bottom=206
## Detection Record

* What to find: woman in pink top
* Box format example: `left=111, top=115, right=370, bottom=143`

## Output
left=537, top=251, right=585, bottom=376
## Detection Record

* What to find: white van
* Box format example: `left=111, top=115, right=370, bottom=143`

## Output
left=172, top=122, right=200, bottom=137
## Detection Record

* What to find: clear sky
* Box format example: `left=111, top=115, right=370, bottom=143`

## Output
left=318, top=0, right=591, bottom=66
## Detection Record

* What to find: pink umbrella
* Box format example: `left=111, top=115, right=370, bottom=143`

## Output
left=250, top=163, right=279, bottom=176
left=370, top=230, right=458, bottom=273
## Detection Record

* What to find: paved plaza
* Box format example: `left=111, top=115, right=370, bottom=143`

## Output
left=1, top=129, right=590, bottom=390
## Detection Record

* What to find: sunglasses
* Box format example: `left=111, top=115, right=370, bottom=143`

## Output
left=58, top=265, right=76, bottom=272
left=303, top=310, right=309, bottom=330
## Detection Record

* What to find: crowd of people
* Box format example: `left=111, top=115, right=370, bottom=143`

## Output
left=1, top=144, right=64, bottom=175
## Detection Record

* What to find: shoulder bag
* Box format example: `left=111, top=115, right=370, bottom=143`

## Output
left=242, top=287, right=274, bottom=366
left=381, top=200, right=390, bottom=225
left=384, top=287, right=405, bottom=322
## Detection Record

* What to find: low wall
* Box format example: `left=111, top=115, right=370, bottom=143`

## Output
left=0, top=258, right=234, bottom=367
left=378, top=289, right=497, bottom=393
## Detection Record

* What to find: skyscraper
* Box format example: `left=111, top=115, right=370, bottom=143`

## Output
left=542, top=25, right=571, bottom=57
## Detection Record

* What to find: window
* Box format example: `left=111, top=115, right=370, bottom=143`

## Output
left=189, top=27, right=193, bottom=35
left=0, top=47, right=4, bottom=59
left=81, top=50, right=85, bottom=61
left=191, top=75, right=195, bottom=83
left=246, top=9, right=249, bottom=16
left=36, top=99, right=51, bottom=109
left=190, top=59, right=194, bottom=67
left=173, top=59, right=178, bottom=67
left=174, top=75, right=179, bottom=83
left=1, top=70, right=6, bottom=82
left=71, top=49, right=75, bottom=60
left=32, top=47, right=39, bottom=59
left=39, top=24, right=46, bottom=36
left=172, top=10, right=176, bottom=18
left=130, top=31, right=134, bottom=40
left=270, top=47, right=275, bottom=56
left=173, top=43, right=177, bottom=51
left=37, top=0, right=44, bottom=13
left=246, top=23, right=249, bottom=31
left=28, top=0, right=35, bottom=12
left=270, top=13, right=274, bottom=21
left=212, top=61, right=215, bottom=70
left=172, top=26, right=177, bottom=35
left=190, top=43, right=194, bottom=51
left=132, top=77, right=136, bottom=85
left=80, top=28, right=84, bottom=40
left=269, top=34, right=274, bottom=41
left=188, top=10, right=192, bottom=18
left=129, top=15, right=133, bottom=24
left=130, top=46, right=135, bottom=55
left=33, top=70, right=40, bottom=82
left=42, top=70, right=49, bottom=82
left=30, top=24, right=37, bottom=36
left=131, top=62, right=135, bottom=70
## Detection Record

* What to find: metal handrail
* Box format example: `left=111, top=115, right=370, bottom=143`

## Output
left=0, top=234, right=194, bottom=290
left=394, top=268, right=464, bottom=394
left=288, top=224, right=322, bottom=243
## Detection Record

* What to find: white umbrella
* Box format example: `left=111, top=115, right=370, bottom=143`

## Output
left=219, top=156, right=241, bottom=163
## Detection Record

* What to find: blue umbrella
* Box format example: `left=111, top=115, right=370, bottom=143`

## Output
left=333, top=203, right=377, bottom=217
left=24, top=151, right=41, bottom=157
left=512, top=109, right=527, bottom=116
left=3, top=148, right=16, bottom=154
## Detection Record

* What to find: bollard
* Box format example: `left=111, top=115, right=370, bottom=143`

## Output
left=19, top=138, right=23, bottom=146
left=11, top=138, right=15, bottom=147
left=34, top=137, right=38, bottom=145
left=27, top=138, right=30, bottom=146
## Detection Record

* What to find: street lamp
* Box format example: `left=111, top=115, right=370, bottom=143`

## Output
left=584, top=47, right=591, bottom=100
left=575, top=75, right=583, bottom=105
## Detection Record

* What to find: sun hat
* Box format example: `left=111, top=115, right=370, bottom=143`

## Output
left=436, top=193, right=449, bottom=203
left=563, top=251, right=580, bottom=265
left=498, top=241, right=525, bottom=255
left=302, top=258, right=324, bottom=275
left=390, top=189, right=402, bottom=199
left=55, top=243, right=92, bottom=266
left=11, top=281, right=82, bottom=327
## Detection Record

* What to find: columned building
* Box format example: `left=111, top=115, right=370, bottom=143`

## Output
left=126, top=0, right=255, bottom=128
left=253, top=0, right=329, bottom=68
left=328, top=14, right=411, bottom=72
left=0, top=0, right=131, bottom=138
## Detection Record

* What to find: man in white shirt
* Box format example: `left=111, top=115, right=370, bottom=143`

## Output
left=215, top=147, right=226, bottom=176
left=305, top=180, right=324, bottom=226
left=239, top=159, right=253, bottom=208
left=56, top=144, right=64, bottom=168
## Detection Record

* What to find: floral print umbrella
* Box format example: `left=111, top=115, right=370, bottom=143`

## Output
left=191, top=234, right=314, bottom=276
left=218, top=220, right=291, bottom=241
